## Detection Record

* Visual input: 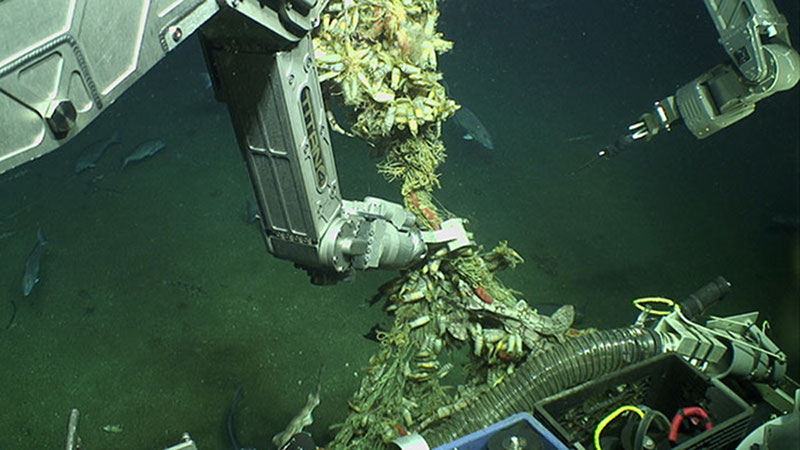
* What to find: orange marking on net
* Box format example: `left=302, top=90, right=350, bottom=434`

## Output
left=407, top=191, right=421, bottom=208
left=422, top=207, right=441, bottom=229
left=475, top=285, right=493, bottom=304
left=497, top=351, right=514, bottom=361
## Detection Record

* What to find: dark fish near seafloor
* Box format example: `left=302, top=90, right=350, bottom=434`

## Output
left=122, top=140, right=166, bottom=169
left=75, top=131, right=121, bottom=173
left=22, top=227, right=48, bottom=296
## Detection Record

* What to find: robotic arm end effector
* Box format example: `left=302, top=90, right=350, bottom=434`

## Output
left=307, top=197, right=426, bottom=284
left=309, top=197, right=473, bottom=284
left=595, top=95, right=680, bottom=160
left=619, top=39, right=800, bottom=146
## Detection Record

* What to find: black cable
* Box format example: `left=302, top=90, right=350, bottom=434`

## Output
left=227, top=387, right=248, bottom=450
left=633, top=408, right=671, bottom=450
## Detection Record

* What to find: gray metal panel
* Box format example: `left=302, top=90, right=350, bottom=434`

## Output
left=204, top=34, right=343, bottom=268
left=0, top=0, right=219, bottom=174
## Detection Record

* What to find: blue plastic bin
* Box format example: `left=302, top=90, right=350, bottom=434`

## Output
left=434, top=411, right=570, bottom=450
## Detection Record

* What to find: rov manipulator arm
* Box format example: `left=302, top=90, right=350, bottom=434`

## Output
left=200, top=6, right=471, bottom=284
left=599, top=0, right=800, bottom=159
left=0, top=1, right=468, bottom=283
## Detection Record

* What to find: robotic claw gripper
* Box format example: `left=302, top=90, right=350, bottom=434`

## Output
left=597, top=0, right=800, bottom=161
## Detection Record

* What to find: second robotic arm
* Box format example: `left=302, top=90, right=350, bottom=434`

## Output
left=601, top=0, right=799, bottom=157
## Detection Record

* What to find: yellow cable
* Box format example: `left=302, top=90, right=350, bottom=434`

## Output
left=593, top=405, right=645, bottom=450
left=632, top=297, right=676, bottom=316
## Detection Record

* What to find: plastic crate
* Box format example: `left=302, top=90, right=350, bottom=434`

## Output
left=534, top=353, right=753, bottom=449
left=434, top=412, right=570, bottom=450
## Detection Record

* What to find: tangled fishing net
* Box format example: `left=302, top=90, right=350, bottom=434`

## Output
left=309, top=1, right=580, bottom=447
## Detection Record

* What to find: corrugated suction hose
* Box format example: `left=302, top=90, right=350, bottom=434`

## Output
left=423, top=327, right=663, bottom=447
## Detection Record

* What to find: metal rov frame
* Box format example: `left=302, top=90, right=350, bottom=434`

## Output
left=0, top=0, right=220, bottom=173
left=0, top=0, right=329, bottom=174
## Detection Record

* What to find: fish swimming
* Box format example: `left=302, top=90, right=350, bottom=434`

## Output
left=75, top=131, right=121, bottom=173
left=452, top=106, right=495, bottom=150
left=440, top=80, right=495, bottom=150
left=121, top=140, right=166, bottom=169
left=22, top=227, right=47, bottom=296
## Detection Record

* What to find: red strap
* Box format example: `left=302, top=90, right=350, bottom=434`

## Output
left=668, top=407, right=714, bottom=442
